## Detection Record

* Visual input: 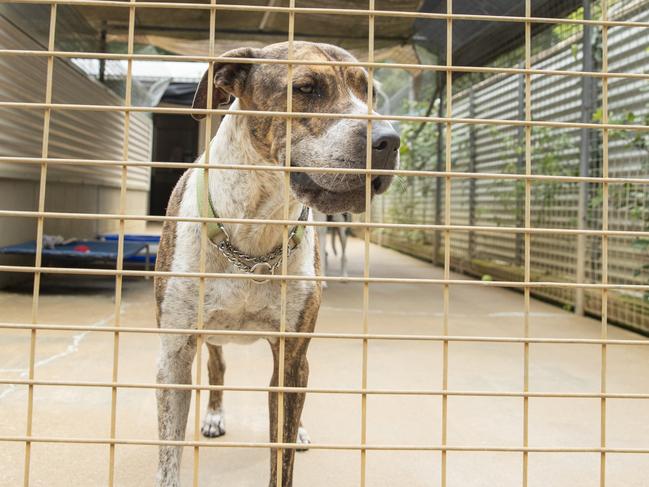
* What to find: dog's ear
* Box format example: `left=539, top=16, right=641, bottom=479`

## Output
left=191, top=47, right=260, bottom=120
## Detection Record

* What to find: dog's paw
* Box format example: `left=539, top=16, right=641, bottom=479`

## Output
left=296, top=426, right=311, bottom=452
left=201, top=409, right=225, bottom=438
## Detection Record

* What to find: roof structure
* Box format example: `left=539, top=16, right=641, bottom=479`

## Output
left=78, top=0, right=423, bottom=62
left=1, top=1, right=585, bottom=106
left=415, top=0, right=583, bottom=67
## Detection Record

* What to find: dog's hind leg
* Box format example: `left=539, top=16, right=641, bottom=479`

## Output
left=268, top=338, right=310, bottom=487
left=330, top=227, right=339, bottom=256
left=201, top=343, right=226, bottom=437
left=156, top=333, right=196, bottom=487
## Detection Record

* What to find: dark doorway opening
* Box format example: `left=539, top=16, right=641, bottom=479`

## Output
left=149, top=114, right=199, bottom=216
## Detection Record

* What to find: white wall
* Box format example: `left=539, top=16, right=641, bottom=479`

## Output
left=0, top=179, right=148, bottom=288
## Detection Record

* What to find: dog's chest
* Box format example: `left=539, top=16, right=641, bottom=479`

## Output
left=163, top=219, right=317, bottom=345
left=158, top=171, right=319, bottom=345
left=202, top=279, right=298, bottom=345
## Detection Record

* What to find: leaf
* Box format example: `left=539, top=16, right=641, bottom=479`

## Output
left=632, top=239, right=649, bottom=250
left=593, top=108, right=603, bottom=122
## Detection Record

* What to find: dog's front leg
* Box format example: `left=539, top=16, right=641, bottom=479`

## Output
left=201, top=343, right=226, bottom=437
left=268, top=338, right=310, bottom=487
left=156, top=333, right=196, bottom=487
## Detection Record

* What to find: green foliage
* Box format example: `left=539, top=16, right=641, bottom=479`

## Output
left=592, top=108, right=649, bottom=300
left=398, top=101, right=439, bottom=171
left=594, top=108, right=649, bottom=153
left=551, top=0, right=626, bottom=45
left=488, top=127, right=575, bottom=226
left=385, top=100, right=440, bottom=246
left=375, top=67, right=412, bottom=101
left=563, top=303, right=575, bottom=312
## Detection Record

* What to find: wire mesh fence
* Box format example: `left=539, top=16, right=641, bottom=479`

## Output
left=375, top=0, right=649, bottom=334
left=0, top=0, right=648, bottom=486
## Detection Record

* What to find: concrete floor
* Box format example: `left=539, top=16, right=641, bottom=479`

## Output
left=1, top=238, right=649, bottom=486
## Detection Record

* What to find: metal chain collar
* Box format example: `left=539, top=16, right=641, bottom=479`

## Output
left=209, top=207, right=309, bottom=283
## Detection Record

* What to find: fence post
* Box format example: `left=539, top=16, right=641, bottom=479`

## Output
left=98, top=21, right=107, bottom=83
left=433, top=76, right=445, bottom=265
left=468, top=87, right=477, bottom=262
left=576, top=0, right=594, bottom=316
left=515, top=64, right=525, bottom=266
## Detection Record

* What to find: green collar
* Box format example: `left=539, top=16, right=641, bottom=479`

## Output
left=196, top=169, right=308, bottom=250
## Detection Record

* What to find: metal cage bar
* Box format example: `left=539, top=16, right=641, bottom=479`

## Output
left=3, top=157, right=649, bottom=185
left=0, top=0, right=648, bottom=485
left=1, top=0, right=649, bottom=28
left=274, top=1, right=296, bottom=484
left=599, top=2, right=610, bottom=485
left=2, top=101, right=649, bottom=132
left=22, top=4, right=58, bottom=485
left=522, top=1, right=532, bottom=484
left=106, top=1, right=136, bottom=483
left=190, top=0, right=217, bottom=482
left=6, top=434, right=649, bottom=453
left=8, top=377, right=649, bottom=399
left=5, top=48, right=649, bottom=81
left=5, top=321, right=649, bottom=345
left=359, top=0, right=373, bottom=484
left=5, top=265, right=649, bottom=290
left=440, top=1, right=453, bottom=485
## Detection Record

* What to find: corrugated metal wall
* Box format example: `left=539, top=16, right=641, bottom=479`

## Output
left=375, top=3, right=649, bottom=332
left=0, top=13, right=153, bottom=288
left=0, top=15, right=152, bottom=190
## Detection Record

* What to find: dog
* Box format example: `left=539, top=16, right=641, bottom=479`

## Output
left=326, top=213, right=352, bottom=278
left=314, top=212, right=352, bottom=279
left=153, top=41, right=400, bottom=486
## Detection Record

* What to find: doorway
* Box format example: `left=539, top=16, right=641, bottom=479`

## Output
left=149, top=114, right=199, bottom=216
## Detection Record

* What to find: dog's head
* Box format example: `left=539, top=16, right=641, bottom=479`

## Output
left=192, top=41, right=399, bottom=214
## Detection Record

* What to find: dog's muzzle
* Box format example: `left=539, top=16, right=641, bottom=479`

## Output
left=290, top=124, right=400, bottom=214
left=370, top=125, right=400, bottom=176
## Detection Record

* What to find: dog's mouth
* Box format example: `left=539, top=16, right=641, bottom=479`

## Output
left=289, top=168, right=393, bottom=214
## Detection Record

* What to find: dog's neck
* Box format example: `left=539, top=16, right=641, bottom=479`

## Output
left=199, top=100, right=304, bottom=256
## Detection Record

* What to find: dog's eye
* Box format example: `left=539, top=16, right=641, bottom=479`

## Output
left=296, top=84, right=315, bottom=95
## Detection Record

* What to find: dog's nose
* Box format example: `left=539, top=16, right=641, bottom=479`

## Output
left=371, top=126, right=400, bottom=169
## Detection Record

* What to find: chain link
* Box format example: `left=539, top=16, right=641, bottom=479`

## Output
left=210, top=208, right=307, bottom=278
left=216, top=239, right=290, bottom=274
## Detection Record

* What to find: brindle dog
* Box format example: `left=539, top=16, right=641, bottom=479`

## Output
left=154, top=41, right=399, bottom=486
